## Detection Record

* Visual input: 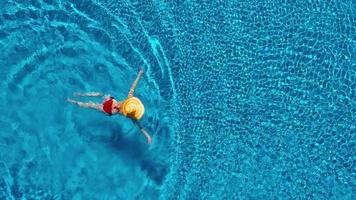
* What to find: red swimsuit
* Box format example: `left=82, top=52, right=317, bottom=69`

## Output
left=103, top=97, right=114, bottom=115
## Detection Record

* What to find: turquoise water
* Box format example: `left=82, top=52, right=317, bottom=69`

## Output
left=0, top=0, right=355, bottom=199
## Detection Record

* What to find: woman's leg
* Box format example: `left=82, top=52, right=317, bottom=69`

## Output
left=67, top=98, right=103, bottom=112
left=73, top=92, right=103, bottom=97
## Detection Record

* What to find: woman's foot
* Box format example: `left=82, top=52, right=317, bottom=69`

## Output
left=66, top=98, right=77, bottom=104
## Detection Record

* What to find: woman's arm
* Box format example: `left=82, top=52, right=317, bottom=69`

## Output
left=132, top=119, right=152, bottom=144
left=128, top=69, right=144, bottom=98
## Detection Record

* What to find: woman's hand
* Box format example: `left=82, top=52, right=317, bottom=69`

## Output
left=140, top=128, right=152, bottom=144
left=132, top=119, right=152, bottom=144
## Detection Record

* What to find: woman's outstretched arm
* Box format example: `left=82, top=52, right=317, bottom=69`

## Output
left=128, top=69, right=144, bottom=98
left=132, top=119, right=152, bottom=144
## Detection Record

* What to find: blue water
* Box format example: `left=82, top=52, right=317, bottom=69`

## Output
left=0, top=0, right=355, bottom=199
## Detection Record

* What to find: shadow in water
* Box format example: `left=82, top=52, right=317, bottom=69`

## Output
left=140, top=159, right=169, bottom=185
left=107, top=125, right=147, bottom=160
left=108, top=126, right=170, bottom=186
left=78, top=119, right=170, bottom=186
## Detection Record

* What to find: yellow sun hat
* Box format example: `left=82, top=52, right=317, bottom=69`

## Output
left=121, top=97, right=145, bottom=120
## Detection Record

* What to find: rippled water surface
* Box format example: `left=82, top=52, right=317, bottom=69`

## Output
left=0, top=0, right=355, bottom=199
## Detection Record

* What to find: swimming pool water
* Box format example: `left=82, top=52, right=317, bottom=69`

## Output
left=0, top=0, right=355, bottom=199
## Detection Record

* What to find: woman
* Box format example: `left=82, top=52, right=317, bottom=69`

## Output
left=67, top=69, right=152, bottom=144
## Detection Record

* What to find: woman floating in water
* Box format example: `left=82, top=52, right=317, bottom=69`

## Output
left=67, top=69, right=152, bottom=144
